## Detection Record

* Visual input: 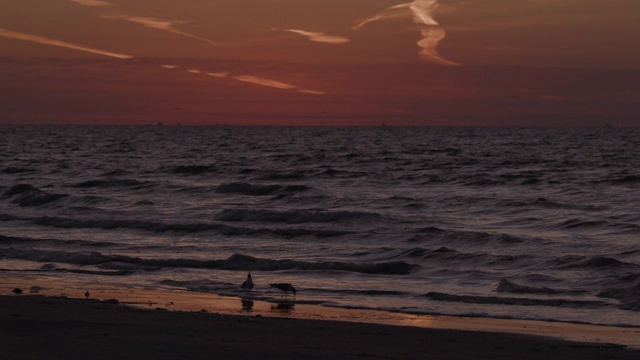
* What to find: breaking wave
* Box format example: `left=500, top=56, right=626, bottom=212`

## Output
left=3, top=184, right=69, bottom=207
left=423, top=292, right=608, bottom=308
left=496, top=279, right=588, bottom=295
left=0, top=249, right=417, bottom=275
left=0, top=214, right=349, bottom=238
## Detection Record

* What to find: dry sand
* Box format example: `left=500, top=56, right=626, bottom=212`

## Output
left=1, top=294, right=638, bottom=360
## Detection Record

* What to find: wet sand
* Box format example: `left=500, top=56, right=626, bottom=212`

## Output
left=1, top=293, right=638, bottom=360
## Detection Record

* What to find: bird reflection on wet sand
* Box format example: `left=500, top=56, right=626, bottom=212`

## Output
left=270, top=301, right=295, bottom=313
left=241, top=298, right=254, bottom=311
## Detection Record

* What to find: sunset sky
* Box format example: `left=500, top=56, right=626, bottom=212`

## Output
left=1, top=0, right=638, bottom=126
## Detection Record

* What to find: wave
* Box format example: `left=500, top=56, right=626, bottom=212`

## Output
left=3, top=183, right=108, bottom=208
left=2, top=167, right=35, bottom=174
left=101, top=169, right=131, bottom=177
left=0, top=234, right=119, bottom=248
left=73, top=178, right=151, bottom=189
left=214, top=209, right=380, bottom=224
left=0, top=249, right=417, bottom=275
left=597, top=283, right=640, bottom=311
left=423, top=292, right=608, bottom=308
left=410, top=227, right=527, bottom=244
left=4, top=186, right=69, bottom=207
left=498, top=198, right=604, bottom=212
left=0, top=213, right=349, bottom=238
left=64, top=195, right=108, bottom=207
left=463, top=178, right=506, bottom=186
left=3, top=184, right=41, bottom=196
left=0, top=264, right=130, bottom=276
left=168, top=165, right=217, bottom=175
left=0, top=213, right=21, bottom=221
left=215, top=182, right=311, bottom=196
left=552, top=218, right=611, bottom=229
left=256, top=171, right=306, bottom=181
left=497, top=172, right=544, bottom=186
left=608, top=175, right=640, bottom=185
left=548, top=218, right=639, bottom=232
left=220, top=254, right=417, bottom=274
left=547, top=256, right=639, bottom=270
left=305, top=288, right=407, bottom=296
left=38, top=263, right=132, bottom=276
left=387, top=247, right=532, bottom=267
left=496, top=279, right=588, bottom=295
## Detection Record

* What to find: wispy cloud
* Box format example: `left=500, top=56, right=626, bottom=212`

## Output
left=353, top=3, right=413, bottom=30
left=297, top=89, right=326, bottom=95
left=0, top=27, right=133, bottom=59
left=107, top=16, right=218, bottom=46
left=417, top=27, right=459, bottom=66
left=159, top=63, right=324, bottom=96
left=354, top=0, right=459, bottom=66
left=285, top=29, right=350, bottom=44
left=409, top=0, right=440, bottom=26
left=232, top=75, right=325, bottom=95
left=66, top=0, right=113, bottom=7
left=68, top=0, right=217, bottom=47
left=232, top=75, right=298, bottom=90
left=207, top=72, right=229, bottom=78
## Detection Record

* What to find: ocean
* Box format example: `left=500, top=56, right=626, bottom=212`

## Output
left=1, top=125, right=639, bottom=326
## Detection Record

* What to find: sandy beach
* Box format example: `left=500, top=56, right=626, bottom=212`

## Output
left=1, top=291, right=638, bottom=360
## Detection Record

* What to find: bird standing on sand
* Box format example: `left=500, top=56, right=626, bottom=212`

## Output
left=270, top=283, right=296, bottom=297
left=241, top=272, right=254, bottom=290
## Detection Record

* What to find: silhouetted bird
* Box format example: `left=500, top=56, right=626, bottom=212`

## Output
left=84, top=291, right=90, bottom=299
left=241, top=272, right=254, bottom=290
left=270, top=283, right=296, bottom=297
left=12, top=288, right=23, bottom=295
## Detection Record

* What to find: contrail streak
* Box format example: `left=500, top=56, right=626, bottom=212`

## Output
left=165, top=65, right=325, bottom=96
left=353, top=3, right=411, bottom=30
left=68, top=0, right=218, bottom=47
left=285, top=29, right=350, bottom=44
left=0, top=27, right=133, bottom=59
left=232, top=75, right=298, bottom=90
left=353, top=0, right=459, bottom=66
left=109, top=16, right=218, bottom=46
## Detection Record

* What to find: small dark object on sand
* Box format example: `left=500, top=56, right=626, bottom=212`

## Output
left=12, top=288, right=23, bottom=295
left=270, top=283, right=296, bottom=297
left=85, top=291, right=90, bottom=299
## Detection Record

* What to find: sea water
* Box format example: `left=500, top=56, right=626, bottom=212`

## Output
left=1, top=126, right=638, bottom=326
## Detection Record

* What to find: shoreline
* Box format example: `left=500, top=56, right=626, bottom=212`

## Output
left=2, top=276, right=640, bottom=351
left=2, top=294, right=639, bottom=360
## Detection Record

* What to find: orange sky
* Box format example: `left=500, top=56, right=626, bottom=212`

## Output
left=1, top=0, right=638, bottom=126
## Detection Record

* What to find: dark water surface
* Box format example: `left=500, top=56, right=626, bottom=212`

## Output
left=1, top=126, right=639, bottom=325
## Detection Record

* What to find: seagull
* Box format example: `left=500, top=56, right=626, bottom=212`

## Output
left=241, top=272, right=254, bottom=290
left=12, top=287, right=23, bottom=295
left=270, top=283, right=296, bottom=297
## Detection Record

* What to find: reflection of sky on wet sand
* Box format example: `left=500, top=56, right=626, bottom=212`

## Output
left=2, top=275, right=638, bottom=348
